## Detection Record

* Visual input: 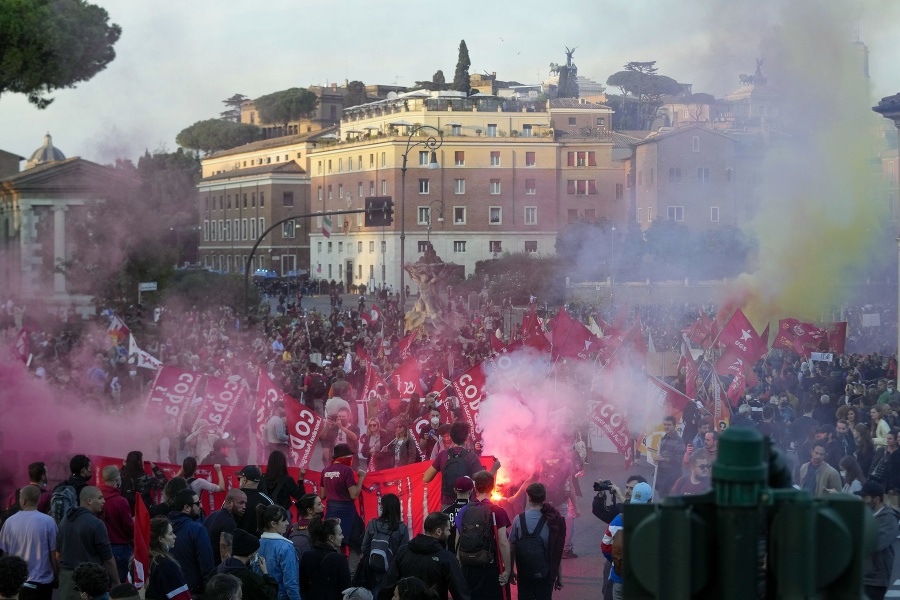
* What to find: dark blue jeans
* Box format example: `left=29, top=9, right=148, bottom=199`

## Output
left=111, top=543, right=133, bottom=584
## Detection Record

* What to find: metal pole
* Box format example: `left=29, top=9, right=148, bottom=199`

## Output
left=400, top=153, right=407, bottom=313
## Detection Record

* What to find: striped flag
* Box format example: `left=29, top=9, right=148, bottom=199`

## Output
left=322, top=216, right=333, bottom=238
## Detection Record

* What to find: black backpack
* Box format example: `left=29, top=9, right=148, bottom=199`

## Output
left=458, top=503, right=495, bottom=567
left=515, top=513, right=550, bottom=579
left=441, top=448, right=471, bottom=499
left=367, top=521, right=400, bottom=573
left=307, top=374, right=327, bottom=400
left=49, top=484, right=78, bottom=525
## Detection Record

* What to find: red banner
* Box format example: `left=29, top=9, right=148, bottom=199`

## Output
left=547, top=308, right=599, bottom=360
left=284, top=399, right=325, bottom=468
left=399, top=332, right=417, bottom=360
left=589, top=398, right=633, bottom=468
left=772, top=318, right=829, bottom=356
left=714, top=309, right=765, bottom=383
left=256, top=372, right=284, bottom=460
left=362, top=362, right=389, bottom=403
left=452, top=364, right=486, bottom=442
left=144, top=367, right=204, bottom=431
left=827, top=322, right=847, bottom=355
left=194, top=376, right=245, bottom=433
left=133, top=494, right=150, bottom=589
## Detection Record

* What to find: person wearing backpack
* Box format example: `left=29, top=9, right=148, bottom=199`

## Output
left=455, top=470, right=511, bottom=600
left=378, top=512, right=469, bottom=600
left=303, top=364, right=329, bottom=415
left=359, top=494, right=408, bottom=597
left=50, top=455, right=92, bottom=527
left=508, top=483, right=565, bottom=600
left=423, top=423, right=485, bottom=510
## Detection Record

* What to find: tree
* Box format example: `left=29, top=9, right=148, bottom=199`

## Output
left=175, top=119, right=261, bottom=155
left=452, top=40, right=471, bottom=93
left=344, top=80, right=367, bottom=108
left=220, top=93, right=248, bottom=122
left=254, top=87, right=318, bottom=132
left=686, top=92, right=715, bottom=122
left=606, top=61, right=682, bottom=129
left=0, top=0, right=121, bottom=108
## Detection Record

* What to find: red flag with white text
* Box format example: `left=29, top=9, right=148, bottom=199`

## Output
left=399, top=331, right=417, bottom=359
left=547, top=309, right=600, bottom=360
left=452, top=363, right=487, bottom=442
left=392, top=356, right=422, bottom=397
left=256, top=371, right=284, bottom=460
left=144, top=367, right=204, bottom=431
left=284, top=396, right=325, bottom=468
left=589, top=397, right=633, bottom=468
left=194, top=376, right=245, bottom=433
left=713, top=309, right=765, bottom=383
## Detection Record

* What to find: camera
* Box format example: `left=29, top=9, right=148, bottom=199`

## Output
left=593, top=480, right=613, bottom=492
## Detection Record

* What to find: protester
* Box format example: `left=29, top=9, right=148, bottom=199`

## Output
left=0, top=556, right=28, bottom=600
left=216, top=529, right=279, bottom=600
left=602, top=482, right=653, bottom=599
left=319, top=444, right=366, bottom=555
left=145, top=516, right=191, bottom=600
left=234, top=466, right=273, bottom=537
left=71, top=563, right=110, bottom=600
left=360, top=494, right=408, bottom=597
left=455, top=471, right=511, bottom=600
left=509, top=483, right=565, bottom=599
left=167, top=489, right=214, bottom=597
left=262, top=451, right=305, bottom=517
left=669, top=449, right=711, bottom=496
left=204, top=489, right=248, bottom=566
left=256, top=505, right=300, bottom=600
left=56, top=486, right=120, bottom=600
left=97, top=466, right=134, bottom=585
left=423, top=423, right=483, bottom=510
left=299, top=516, right=352, bottom=600
left=0, top=486, right=57, bottom=600
left=290, top=494, right=323, bottom=558
left=857, top=481, right=899, bottom=600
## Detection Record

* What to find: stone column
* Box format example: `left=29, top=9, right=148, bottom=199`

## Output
left=52, top=205, right=67, bottom=294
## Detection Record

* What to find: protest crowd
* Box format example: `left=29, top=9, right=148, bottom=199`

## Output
left=1, top=288, right=899, bottom=599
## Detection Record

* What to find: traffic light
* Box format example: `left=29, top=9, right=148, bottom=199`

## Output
left=621, top=428, right=876, bottom=599
left=364, top=196, right=394, bottom=227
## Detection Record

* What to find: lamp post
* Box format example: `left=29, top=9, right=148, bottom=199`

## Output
left=400, top=125, right=443, bottom=311
left=610, top=225, right=616, bottom=303
left=426, top=198, right=445, bottom=243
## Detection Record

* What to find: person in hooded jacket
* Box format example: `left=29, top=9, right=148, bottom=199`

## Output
left=857, top=481, right=900, bottom=600
left=256, top=505, right=300, bottom=600
left=289, top=494, right=323, bottom=559
left=167, top=489, right=214, bottom=596
left=299, top=516, right=351, bottom=600
left=378, top=512, right=469, bottom=600
left=215, top=529, right=278, bottom=600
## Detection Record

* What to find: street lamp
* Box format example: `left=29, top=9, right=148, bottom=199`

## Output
left=400, top=125, right=443, bottom=312
left=610, top=225, right=616, bottom=303
left=426, top=198, right=445, bottom=243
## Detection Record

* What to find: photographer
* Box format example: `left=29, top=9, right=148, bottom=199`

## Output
left=321, top=407, right=360, bottom=466
left=592, top=475, right=648, bottom=600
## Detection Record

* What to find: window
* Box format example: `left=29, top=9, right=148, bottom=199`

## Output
left=250, top=218, right=257, bottom=239
left=318, top=161, right=323, bottom=175
left=243, top=194, right=247, bottom=208
left=419, top=151, right=429, bottom=166
left=684, top=110, right=690, bottom=119
left=339, top=184, right=344, bottom=198
left=358, top=241, right=363, bottom=253
left=451, top=125, right=461, bottom=136
left=454, top=179, right=465, bottom=194
left=328, top=185, right=333, bottom=200
left=338, top=158, right=343, bottom=173
left=258, top=217, right=264, bottom=233
left=203, top=220, right=209, bottom=241
left=358, top=182, right=363, bottom=197
left=525, top=151, right=536, bottom=167
left=283, top=191, right=294, bottom=207
left=637, top=208, right=643, bottom=222
left=567, top=180, right=596, bottom=195
left=568, top=117, right=577, bottom=126
left=453, top=241, right=467, bottom=253
left=381, top=179, right=387, bottom=195
left=381, top=152, right=386, bottom=167
left=454, top=207, right=466, bottom=224
left=525, top=179, right=536, bottom=195
left=348, top=157, right=353, bottom=171
left=577, top=151, right=586, bottom=167
left=487, top=124, right=497, bottom=137
left=697, top=167, right=710, bottom=183
left=489, top=207, right=502, bottom=224
left=369, top=241, right=375, bottom=253
left=328, top=160, right=332, bottom=173
left=615, top=183, right=624, bottom=199
left=567, top=209, right=578, bottom=223
left=522, top=124, right=533, bottom=137
left=328, top=242, right=333, bottom=253
left=667, top=206, right=684, bottom=221
left=338, top=242, right=343, bottom=253
left=417, top=241, right=429, bottom=252
left=455, top=151, right=465, bottom=166
left=418, top=179, right=430, bottom=194
left=282, top=220, right=296, bottom=238
left=233, top=219, right=239, bottom=240
left=584, top=209, right=596, bottom=221
left=668, top=168, right=682, bottom=183
left=711, top=207, right=720, bottom=222
left=489, top=241, right=502, bottom=253
left=525, top=206, right=537, bottom=224
left=490, top=180, right=501, bottom=195
left=692, top=136, right=700, bottom=152
left=317, top=241, right=322, bottom=253
left=251, top=193, right=256, bottom=207
left=369, top=154, right=374, bottom=168
left=318, top=187, right=323, bottom=201
left=227, top=195, right=232, bottom=209
left=525, top=241, right=537, bottom=253
left=260, top=192, right=264, bottom=207
left=596, top=117, right=605, bottom=127
left=370, top=181, right=375, bottom=196
left=241, top=218, right=247, bottom=239
left=218, top=220, right=224, bottom=240
left=381, top=241, right=386, bottom=254
left=328, top=264, right=332, bottom=278
left=490, top=151, right=500, bottom=166
left=418, top=207, right=431, bottom=225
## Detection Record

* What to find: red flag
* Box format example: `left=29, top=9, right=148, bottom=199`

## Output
left=193, top=376, right=245, bottom=433
left=646, top=375, right=691, bottom=414
left=682, top=337, right=700, bottom=400
left=284, top=397, right=325, bottom=468
left=683, top=313, right=716, bottom=348
left=108, top=315, right=130, bottom=346
left=392, top=356, right=422, bottom=397
left=597, top=320, right=642, bottom=367
left=489, top=332, right=505, bottom=353
left=144, top=367, right=204, bottom=431
left=547, top=309, right=600, bottom=360
left=772, top=318, right=828, bottom=357
left=256, top=371, right=284, bottom=459
left=710, top=372, right=731, bottom=431
left=713, top=309, right=765, bottom=381
left=522, top=304, right=551, bottom=352
left=589, top=397, right=633, bottom=468
left=431, top=371, right=455, bottom=424
left=132, top=493, right=151, bottom=590
left=827, top=322, right=847, bottom=355
left=12, top=327, right=28, bottom=362
left=362, top=362, right=389, bottom=403
left=398, top=331, right=417, bottom=359
left=452, top=363, right=487, bottom=442
left=593, top=311, right=616, bottom=338
left=726, top=370, right=747, bottom=406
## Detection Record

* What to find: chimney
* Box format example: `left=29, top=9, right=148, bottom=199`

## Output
left=492, top=72, right=496, bottom=79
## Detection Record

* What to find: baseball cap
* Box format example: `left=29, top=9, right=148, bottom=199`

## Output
left=236, top=465, right=262, bottom=482
left=630, top=482, right=653, bottom=504
left=855, top=480, right=884, bottom=499
left=453, top=476, right=474, bottom=492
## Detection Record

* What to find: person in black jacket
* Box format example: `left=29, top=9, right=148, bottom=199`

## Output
left=299, top=516, right=351, bottom=600
left=215, top=529, right=278, bottom=600
left=262, top=451, right=305, bottom=517
left=378, top=512, right=469, bottom=600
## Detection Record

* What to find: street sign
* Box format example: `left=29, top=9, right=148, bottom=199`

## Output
left=139, top=282, right=158, bottom=292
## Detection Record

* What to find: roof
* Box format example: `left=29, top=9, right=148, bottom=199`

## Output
left=0, top=156, right=139, bottom=191
left=549, top=98, right=612, bottom=110
left=631, top=124, right=737, bottom=147
left=26, top=133, right=65, bottom=169
left=609, top=132, right=644, bottom=148
left=199, top=161, right=306, bottom=183
left=207, top=126, right=339, bottom=160
left=0, top=149, right=25, bottom=161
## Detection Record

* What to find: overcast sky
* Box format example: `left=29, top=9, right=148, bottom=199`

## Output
left=1, top=0, right=897, bottom=165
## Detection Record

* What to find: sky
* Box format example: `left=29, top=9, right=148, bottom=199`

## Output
left=1, top=0, right=898, bottom=165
